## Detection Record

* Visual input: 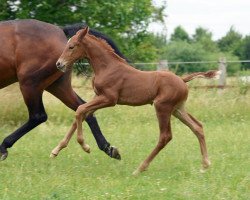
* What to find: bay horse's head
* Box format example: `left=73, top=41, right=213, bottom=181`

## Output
left=56, top=27, right=89, bottom=72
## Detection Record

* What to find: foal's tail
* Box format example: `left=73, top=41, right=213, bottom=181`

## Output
left=182, top=70, right=221, bottom=82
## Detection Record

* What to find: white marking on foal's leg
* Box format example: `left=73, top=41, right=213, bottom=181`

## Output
left=200, top=158, right=211, bottom=173
left=50, top=146, right=60, bottom=158
left=132, top=162, right=149, bottom=176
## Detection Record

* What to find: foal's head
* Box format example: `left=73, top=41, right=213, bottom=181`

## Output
left=56, top=27, right=89, bottom=72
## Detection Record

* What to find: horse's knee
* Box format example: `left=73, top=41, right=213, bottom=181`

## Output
left=75, top=112, right=81, bottom=121
left=75, top=107, right=86, bottom=121
left=77, top=136, right=84, bottom=145
left=193, top=125, right=205, bottom=139
left=159, top=133, right=172, bottom=149
left=29, top=112, right=48, bottom=125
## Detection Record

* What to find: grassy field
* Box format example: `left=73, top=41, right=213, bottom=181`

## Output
left=0, top=77, right=249, bottom=200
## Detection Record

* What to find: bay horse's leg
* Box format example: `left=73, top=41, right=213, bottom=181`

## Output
left=46, top=77, right=120, bottom=159
left=0, top=86, right=47, bottom=160
left=173, top=105, right=211, bottom=171
left=133, top=103, right=173, bottom=175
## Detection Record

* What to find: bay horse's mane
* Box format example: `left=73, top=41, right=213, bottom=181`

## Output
left=87, top=34, right=128, bottom=64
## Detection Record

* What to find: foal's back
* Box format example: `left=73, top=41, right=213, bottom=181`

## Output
left=116, top=64, right=188, bottom=106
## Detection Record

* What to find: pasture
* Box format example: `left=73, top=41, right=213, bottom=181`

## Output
left=0, top=76, right=249, bottom=200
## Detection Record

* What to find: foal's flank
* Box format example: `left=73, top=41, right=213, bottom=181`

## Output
left=55, top=26, right=219, bottom=175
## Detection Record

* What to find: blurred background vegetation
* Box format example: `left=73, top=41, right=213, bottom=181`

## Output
left=0, top=0, right=250, bottom=74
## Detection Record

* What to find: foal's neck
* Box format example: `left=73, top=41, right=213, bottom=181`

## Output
left=84, top=36, right=127, bottom=75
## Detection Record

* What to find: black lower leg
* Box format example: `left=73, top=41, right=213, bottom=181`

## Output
left=85, top=115, right=121, bottom=160
left=0, top=114, right=47, bottom=160
left=0, top=122, right=35, bottom=160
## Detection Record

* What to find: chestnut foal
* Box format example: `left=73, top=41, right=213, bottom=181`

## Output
left=55, top=27, right=218, bottom=175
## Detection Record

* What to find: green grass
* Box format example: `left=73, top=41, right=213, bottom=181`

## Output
left=0, top=77, right=249, bottom=200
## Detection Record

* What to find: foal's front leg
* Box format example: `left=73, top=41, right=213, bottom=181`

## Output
left=75, top=95, right=117, bottom=153
left=50, top=121, right=77, bottom=157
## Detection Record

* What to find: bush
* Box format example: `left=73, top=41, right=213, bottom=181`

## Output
left=161, top=41, right=241, bottom=75
left=161, top=41, right=214, bottom=74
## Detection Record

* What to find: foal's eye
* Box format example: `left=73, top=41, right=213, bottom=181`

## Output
left=69, top=46, right=74, bottom=50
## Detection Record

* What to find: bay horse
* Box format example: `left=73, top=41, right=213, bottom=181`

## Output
left=55, top=27, right=219, bottom=175
left=0, top=19, right=126, bottom=161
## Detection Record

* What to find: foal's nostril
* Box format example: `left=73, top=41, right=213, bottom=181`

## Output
left=56, top=61, right=61, bottom=68
left=56, top=61, right=66, bottom=72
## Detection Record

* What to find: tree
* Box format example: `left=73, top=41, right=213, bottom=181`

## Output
left=217, top=26, right=242, bottom=56
left=192, top=27, right=218, bottom=52
left=193, top=27, right=212, bottom=41
left=161, top=40, right=240, bottom=75
left=170, top=26, right=190, bottom=42
left=161, top=41, right=208, bottom=73
left=239, top=35, right=250, bottom=70
left=0, top=0, right=166, bottom=63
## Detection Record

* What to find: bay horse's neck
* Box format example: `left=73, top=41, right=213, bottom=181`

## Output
left=84, top=36, right=127, bottom=75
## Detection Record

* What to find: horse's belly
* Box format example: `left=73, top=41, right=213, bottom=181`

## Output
left=117, top=89, right=154, bottom=106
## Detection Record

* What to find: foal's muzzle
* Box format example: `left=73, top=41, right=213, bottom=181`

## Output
left=56, top=60, right=66, bottom=72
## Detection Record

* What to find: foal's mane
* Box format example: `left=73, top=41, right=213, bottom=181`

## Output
left=87, top=34, right=127, bottom=64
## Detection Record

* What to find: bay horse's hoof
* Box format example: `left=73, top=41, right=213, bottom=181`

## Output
left=0, top=151, right=8, bottom=161
left=103, top=145, right=121, bottom=160
left=110, top=146, right=121, bottom=160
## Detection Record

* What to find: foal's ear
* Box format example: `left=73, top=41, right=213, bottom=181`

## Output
left=77, top=26, right=89, bottom=42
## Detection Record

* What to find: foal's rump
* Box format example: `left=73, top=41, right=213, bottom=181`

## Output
left=152, top=70, right=219, bottom=106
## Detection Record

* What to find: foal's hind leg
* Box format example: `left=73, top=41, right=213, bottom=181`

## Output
left=133, top=103, right=173, bottom=175
left=173, top=105, right=211, bottom=171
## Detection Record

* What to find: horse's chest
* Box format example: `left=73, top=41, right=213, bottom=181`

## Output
left=93, top=85, right=101, bottom=95
left=92, top=79, right=107, bottom=95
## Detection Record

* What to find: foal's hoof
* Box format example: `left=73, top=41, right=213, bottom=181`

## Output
left=200, top=159, right=211, bottom=173
left=50, top=153, right=58, bottom=158
left=132, top=169, right=140, bottom=176
left=0, top=151, right=8, bottom=161
left=202, top=159, right=211, bottom=169
left=83, top=144, right=91, bottom=153
left=132, top=167, right=147, bottom=176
